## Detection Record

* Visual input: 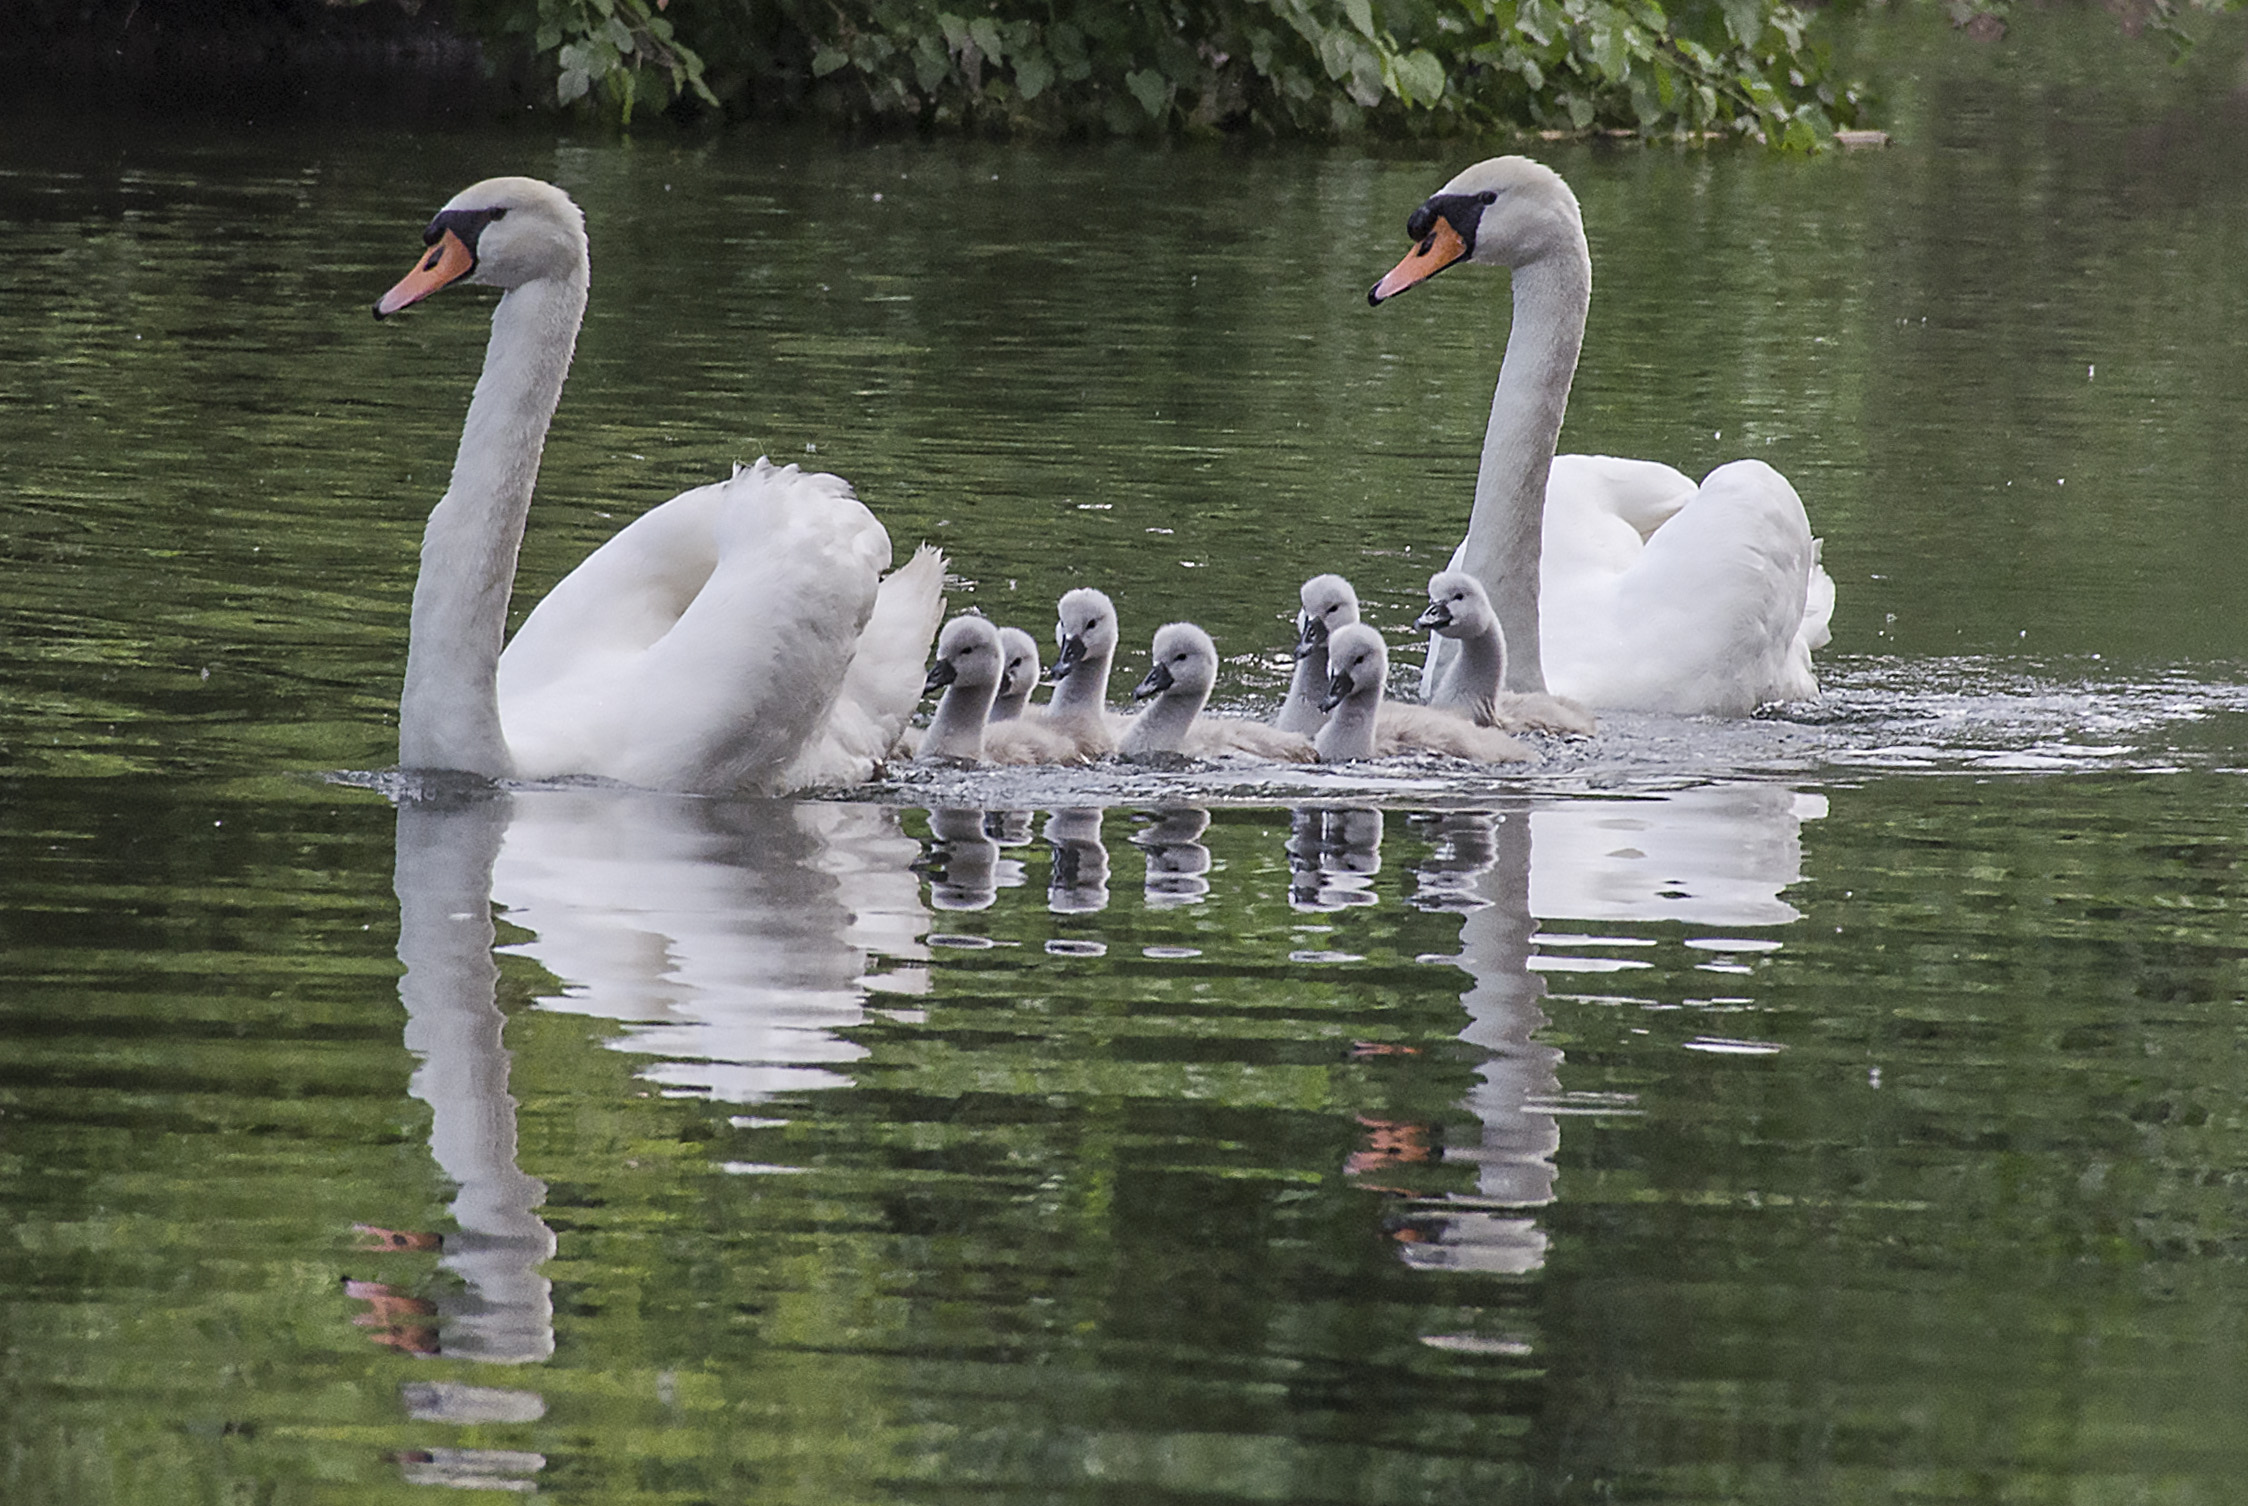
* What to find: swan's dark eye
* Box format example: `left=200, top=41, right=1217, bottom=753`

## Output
left=1478, top=190, right=1498, bottom=204
left=489, top=207, right=508, bottom=220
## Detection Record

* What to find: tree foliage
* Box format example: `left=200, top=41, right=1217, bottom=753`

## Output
left=450, top=0, right=1871, bottom=143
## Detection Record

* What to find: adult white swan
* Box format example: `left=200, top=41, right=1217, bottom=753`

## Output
left=1369, top=157, right=1834, bottom=716
left=373, top=176, right=944, bottom=794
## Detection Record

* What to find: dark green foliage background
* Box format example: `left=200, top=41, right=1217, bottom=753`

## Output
left=454, top=0, right=1871, bottom=142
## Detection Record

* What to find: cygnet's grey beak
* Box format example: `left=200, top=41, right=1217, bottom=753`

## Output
left=922, top=658, right=958, bottom=696
left=1132, top=661, right=1174, bottom=700
left=1413, top=599, right=1451, bottom=633
left=1319, top=667, right=1355, bottom=712
left=1049, top=634, right=1085, bottom=683
left=1293, top=614, right=1328, bottom=660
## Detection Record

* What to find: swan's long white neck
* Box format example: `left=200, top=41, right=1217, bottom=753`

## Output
left=399, top=271, right=586, bottom=775
left=1457, top=251, right=1587, bottom=696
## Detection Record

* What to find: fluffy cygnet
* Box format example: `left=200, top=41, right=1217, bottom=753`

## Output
left=1274, top=573, right=1360, bottom=736
left=1416, top=570, right=1596, bottom=736
left=1315, top=623, right=1533, bottom=765
left=917, top=615, right=1082, bottom=765
left=1032, top=587, right=1124, bottom=758
left=989, top=625, right=1041, bottom=722
left=1121, top=622, right=1314, bottom=762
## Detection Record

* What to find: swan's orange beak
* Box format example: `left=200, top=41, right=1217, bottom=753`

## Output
left=1368, top=217, right=1468, bottom=305
left=374, top=229, right=476, bottom=319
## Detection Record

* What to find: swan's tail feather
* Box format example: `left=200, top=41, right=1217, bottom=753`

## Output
left=1799, top=536, right=1835, bottom=654
left=780, top=542, right=947, bottom=791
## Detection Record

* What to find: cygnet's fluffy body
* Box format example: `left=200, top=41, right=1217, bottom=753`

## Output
left=1315, top=623, right=1533, bottom=765
left=917, top=616, right=1082, bottom=765
left=1122, top=622, right=1315, bottom=762
left=1416, top=570, right=1597, bottom=736
left=1032, top=587, right=1124, bottom=758
left=1275, top=574, right=1360, bottom=736
left=989, top=626, right=1041, bottom=723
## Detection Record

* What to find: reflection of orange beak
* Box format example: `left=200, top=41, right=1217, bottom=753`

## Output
left=374, top=228, right=476, bottom=319
left=1368, top=216, right=1468, bottom=305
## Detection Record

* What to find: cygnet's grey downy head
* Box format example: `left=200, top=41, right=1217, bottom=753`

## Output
left=1321, top=623, right=1389, bottom=712
left=925, top=615, right=1005, bottom=699
left=1295, top=574, right=1361, bottom=658
left=1415, top=569, right=1497, bottom=640
left=991, top=625, right=1041, bottom=721
left=1049, top=587, right=1117, bottom=684
left=375, top=176, right=588, bottom=318
left=1366, top=156, right=1581, bottom=305
left=1132, top=622, right=1220, bottom=703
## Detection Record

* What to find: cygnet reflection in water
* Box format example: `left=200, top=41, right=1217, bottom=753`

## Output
left=1131, top=807, right=1213, bottom=907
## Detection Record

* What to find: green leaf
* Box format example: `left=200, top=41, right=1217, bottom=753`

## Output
left=811, top=44, right=848, bottom=77
left=1015, top=50, right=1055, bottom=100
left=1126, top=67, right=1170, bottom=118
left=1344, top=0, right=1377, bottom=38
left=968, top=17, right=1005, bottom=62
left=1589, top=20, right=1628, bottom=77
left=1721, top=0, right=1763, bottom=47
left=1391, top=47, right=1446, bottom=104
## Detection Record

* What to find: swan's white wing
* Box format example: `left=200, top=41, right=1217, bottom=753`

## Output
left=779, top=543, right=947, bottom=790
left=498, top=483, right=724, bottom=704
left=1545, top=459, right=1820, bottom=714
left=498, top=460, right=889, bottom=793
left=1554, top=454, right=1697, bottom=539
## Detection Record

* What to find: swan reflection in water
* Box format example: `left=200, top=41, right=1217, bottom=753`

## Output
left=493, top=788, right=931, bottom=1101
left=1377, top=784, right=1823, bottom=1278
left=378, top=783, right=936, bottom=1488
left=377, top=784, right=552, bottom=1491
left=899, top=784, right=1820, bottom=1281
left=376, top=776, right=1817, bottom=1478
left=1378, top=803, right=1558, bottom=1277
